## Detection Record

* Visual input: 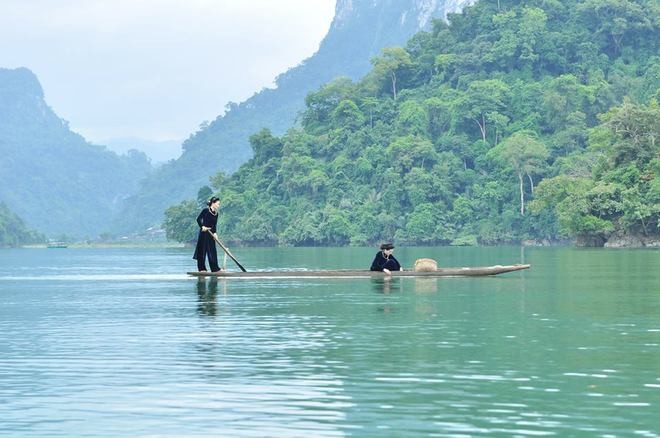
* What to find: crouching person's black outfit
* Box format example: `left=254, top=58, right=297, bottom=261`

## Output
left=370, top=243, right=401, bottom=271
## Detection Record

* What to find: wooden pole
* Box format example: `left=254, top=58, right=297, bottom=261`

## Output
left=207, top=230, right=247, bottom=272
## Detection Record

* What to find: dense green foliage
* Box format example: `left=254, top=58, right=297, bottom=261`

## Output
left=0, top=203, right=43, bottom=247
left=531, top=99, right=659, bottom=242
left=165, top=0, right=659, bottom=246
left=116, top=0, right=469, bottom=234
left=0, top=68, right=152, bottom=238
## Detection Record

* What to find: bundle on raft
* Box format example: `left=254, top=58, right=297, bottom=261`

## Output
left=413, top=258, right=438, bottom=272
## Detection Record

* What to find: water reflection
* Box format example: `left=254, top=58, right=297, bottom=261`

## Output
left=371, top=277, right=441, bottom=294
left=414, top=277, right=439, bottom=293
left=371, top=277, right=402, bottom=294
left=196, top=277, right=221, bottom=316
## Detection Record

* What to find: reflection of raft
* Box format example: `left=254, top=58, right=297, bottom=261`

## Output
left=187, top=264, right=530, bottom=279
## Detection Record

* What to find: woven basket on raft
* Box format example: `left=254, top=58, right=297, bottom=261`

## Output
left=414, top=258, right=438, bottom=272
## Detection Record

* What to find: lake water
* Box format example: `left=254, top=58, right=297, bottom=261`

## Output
left=1, top=246, right=659, bottom=436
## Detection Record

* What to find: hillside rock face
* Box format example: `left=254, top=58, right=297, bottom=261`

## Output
left=116, top=0, right=473, bottom=233
left=0, top=68, right=152, bottom=237
left=604, top=233, right=660, bottom=248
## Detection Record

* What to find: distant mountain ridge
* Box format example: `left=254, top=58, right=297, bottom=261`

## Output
left=115, top=0, right=473, bottom=233
left=101, top=137, right=182, bottom=164
left=0, top=67, right=152, bottom=237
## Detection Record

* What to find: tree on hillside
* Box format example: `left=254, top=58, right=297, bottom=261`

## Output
left=489, top=7, right=548, bottom=69
left=163, top=200, right=198, bottom=243
left=250, top=128, right=284, bottom=165
left=458, top=79, right=510, bottom=143
left=489, top=131, right=549, bottom=215
left=578, top=0, right=652, bottom=56
left=197, top=186, right=213, bottom=207
left=332, top=99, right=366, bottom=130
left=397, top=100, right=429, bottom=136
left=530, top=175, right=614, bottom=240
left=302, top=77, right=355, bottom=132
left=369, top=47, right=412, bottom=101
left=595, top=99, right=659, bottom=166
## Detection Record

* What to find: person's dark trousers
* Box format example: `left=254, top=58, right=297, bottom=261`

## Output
left=197, top=245, right=220, bottom=272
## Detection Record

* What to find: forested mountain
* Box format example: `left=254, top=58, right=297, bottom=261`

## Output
left=0, top=202, right=43, bottom=247
left=164, top=0, right=659, bottom=247
left=116, top=0, right=474, bottom=234
left=0, top=68, right=152, bottom=238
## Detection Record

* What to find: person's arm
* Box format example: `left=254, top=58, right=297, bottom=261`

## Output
left=370, top=253, right=385, bottom=271
left=196, top=210, right=209, bottom=232
left=392, top=256, right=403, bottom=271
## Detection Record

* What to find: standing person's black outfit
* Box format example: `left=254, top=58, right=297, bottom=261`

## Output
left=193, top=207, right=220, bottom=272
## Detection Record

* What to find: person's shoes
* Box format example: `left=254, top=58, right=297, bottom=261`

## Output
left=198, top=269, right=208, bottom=272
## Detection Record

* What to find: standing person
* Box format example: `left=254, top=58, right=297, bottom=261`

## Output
left=193, top=197, right=221, bottom=272
left=370, top=242, right=402, bottom=274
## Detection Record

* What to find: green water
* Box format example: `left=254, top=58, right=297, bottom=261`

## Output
left=0, top=246, right=658, bottom=436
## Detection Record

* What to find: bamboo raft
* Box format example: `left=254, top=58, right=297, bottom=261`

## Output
left=187, top=264, right=530, bottom=279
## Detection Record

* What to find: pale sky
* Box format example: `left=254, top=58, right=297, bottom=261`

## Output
left=0, top=0, right=336, bottom=149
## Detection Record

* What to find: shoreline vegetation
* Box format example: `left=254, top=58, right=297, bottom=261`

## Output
left=13, top=238, right=660, bottom=249
left=0, top=202, right=44, bottom=248
left=19, top=242, right=185, bottom=249
left=163, top=0, right=659, bottom=249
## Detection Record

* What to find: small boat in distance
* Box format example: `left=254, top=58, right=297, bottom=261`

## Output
left=46, top=241, right=68, bottom=248
left=187, top=264, right=530, bottom=279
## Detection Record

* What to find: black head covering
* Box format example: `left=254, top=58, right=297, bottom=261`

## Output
left=380, top=242, right=395, bottom=250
